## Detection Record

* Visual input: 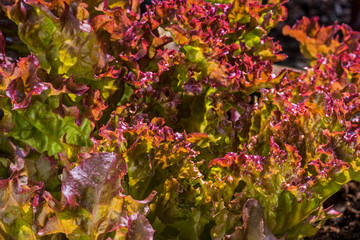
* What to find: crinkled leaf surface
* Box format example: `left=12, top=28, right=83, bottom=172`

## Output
left=1, top=0, right=107, bottom=82
left=37, top=153, right=155, bottom=239
left=0, top=174, right=42, bottom=239
left=9, top=99, right=93, bottom=157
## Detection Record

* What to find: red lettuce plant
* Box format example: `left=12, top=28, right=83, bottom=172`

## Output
left=1, top=0, right=360, bottom=239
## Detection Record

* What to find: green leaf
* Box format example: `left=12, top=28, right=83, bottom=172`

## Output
left=2, top=1, right=107, bottom=82
left=9, top=98, right=93, bottom=157
left=0, top=175, right=42, bottom=239
left=224, top=200, right=284, bottom=240
left=182, top=46, right=205, bottom=63
left=227, top=0, right=251, bottom=24
left=242, top=27, right=265, bottom=48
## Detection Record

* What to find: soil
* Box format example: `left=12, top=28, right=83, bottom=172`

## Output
left=304, top=181, right=360, bottom=240
left=274, top=1, right=360, bottom=239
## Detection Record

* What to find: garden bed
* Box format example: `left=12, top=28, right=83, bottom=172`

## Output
left=1, top=0, right=360, bottom=239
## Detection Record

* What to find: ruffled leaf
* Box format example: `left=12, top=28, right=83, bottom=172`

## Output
left=0, top=174, right=43, bottom=239
left=1, top=0, right=107, bottom=82
left=9, top=99, right=93, bottom=157
left=283, top=17, right=360, bottom=63
left=37, top=153, right=155, bottom=239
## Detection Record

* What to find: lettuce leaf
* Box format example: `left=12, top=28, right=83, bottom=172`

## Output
left=9, top=98, right=93, bottom=157
left=0, top=174, right=43, bottom=239
left=1, top=0, right=107, bottom=82
left=36, top=153, right=155, bottom=239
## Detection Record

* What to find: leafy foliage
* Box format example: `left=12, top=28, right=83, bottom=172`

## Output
left=1, top=0, right=360, bottom=239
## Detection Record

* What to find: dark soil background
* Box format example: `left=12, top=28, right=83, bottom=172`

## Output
left=275, top=1, right=360, bottom=239
left=306, top=181, right=360, bottom=240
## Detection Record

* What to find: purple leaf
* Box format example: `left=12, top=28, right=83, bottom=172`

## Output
left=61, top=153, right=127, bottom=210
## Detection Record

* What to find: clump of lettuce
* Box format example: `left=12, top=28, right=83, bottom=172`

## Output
left=1, top=0, right=360, bottom=239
